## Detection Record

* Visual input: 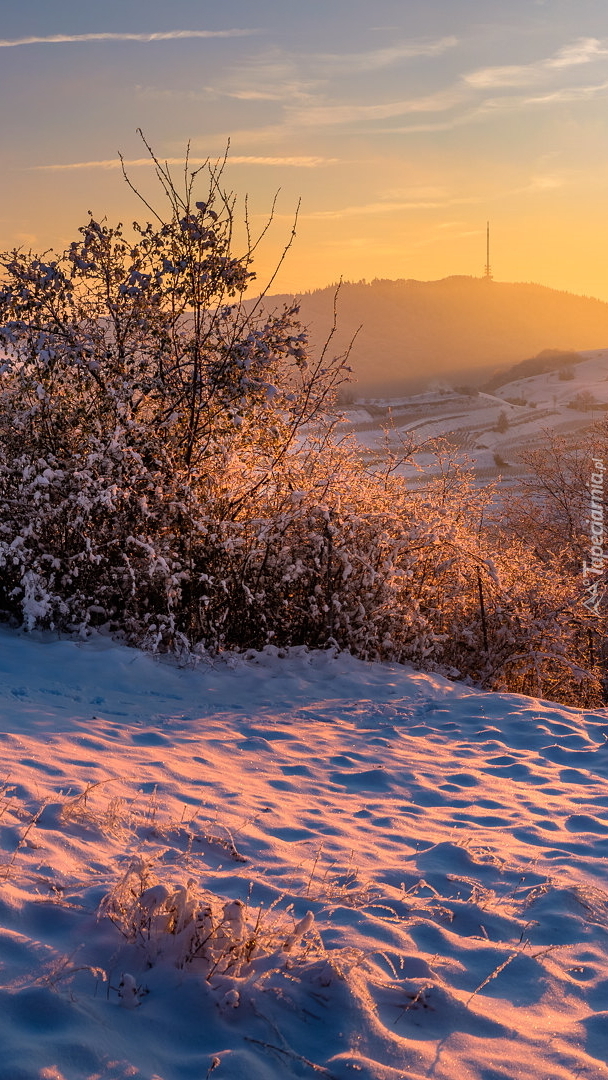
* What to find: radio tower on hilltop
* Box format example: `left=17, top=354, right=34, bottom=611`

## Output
left=484, top=220, right=493, bottom=280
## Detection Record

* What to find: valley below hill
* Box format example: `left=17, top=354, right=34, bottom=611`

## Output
left=340, top=346, right=608, bottom=487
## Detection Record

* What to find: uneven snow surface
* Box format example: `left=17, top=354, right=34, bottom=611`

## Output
left=2, top=629, right=608, bottom=1079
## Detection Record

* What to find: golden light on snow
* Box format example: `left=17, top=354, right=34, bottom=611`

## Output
left=1, top=630, right=608, bottom=1077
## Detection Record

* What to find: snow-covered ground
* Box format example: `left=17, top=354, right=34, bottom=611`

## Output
left=2, top=629, right=608, bottom=1078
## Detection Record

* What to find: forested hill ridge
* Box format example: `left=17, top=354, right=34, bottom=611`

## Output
left=257, top=276, right=608, bottom=396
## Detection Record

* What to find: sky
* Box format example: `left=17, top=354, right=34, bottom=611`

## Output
left=2, top=0, right=608, bottom=299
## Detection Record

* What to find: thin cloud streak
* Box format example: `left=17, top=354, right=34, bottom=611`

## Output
left=32, top=155, right=337, bottom=172
left=0, top=30, right=259, bottom=48
left=273, top=35, right=608, bottom=137
left=290, top=87, right=468, bottom=126
left=359, top=77, right=608, bottom=135
left=523, top=79, right=608, bottom=104
left=465, top=64, right=542, bottom=89
left=314, top=36, right=458, bottom=73
left=136, top=84, right=307, bottom=104
left=465, top=36, right=608, bottom=89
left=303, top=196, right=478, bottom=220
left=474, top=80, right=608, bottom=116
left=304, top=174, right=566, bottom=221
left=547, top=37, right=608, bottom=68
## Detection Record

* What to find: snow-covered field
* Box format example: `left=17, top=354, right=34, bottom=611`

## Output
left=342, top=347, right=608, bottom=484
left=2, top=630, right=608, bottom=1078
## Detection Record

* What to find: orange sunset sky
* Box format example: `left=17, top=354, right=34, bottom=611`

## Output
left=2, top=1, right=608, bottom=300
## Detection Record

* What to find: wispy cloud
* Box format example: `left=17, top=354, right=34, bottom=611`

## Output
left=304, top=201, right=447, bottom=220
left=303, top=194, right=478, bottom=220
left=525, top=174, right=565, bottom=191
left=465, top=64, right=541, bottom=90
left=314, top=37, right=458, bottom=73
left=177, top=39, right=457, bottom=114
left=306, top=173, right=569, bottom=222
left=465, top=36, right=608, bottom=89
left=469, top=79, right=608, bottom=119
left=255, top=34, right=608, bottom=138
left=289, top=87, right=468, bottom=127
left=276, top=36, right=608, bottom=134
left=0, top=29, right=258, bottom=49
left=32, top=155, right=337, bottom=172
left=523, top=79, right=608, bottom=105
left=187, top=51, right=321, bottom=108
left=135, top=83, right=309, bottom=104
left=547, top=37, right=608, bottom=68
left=361, top=75, right=608, bottom=136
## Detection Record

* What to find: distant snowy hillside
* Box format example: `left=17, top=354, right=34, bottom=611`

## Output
left=342, top=346, right=608, bottom=486
left=1, top=629, right=608, bottom=1078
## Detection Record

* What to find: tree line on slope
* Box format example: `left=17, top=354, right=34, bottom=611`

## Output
left=0, top=145, right=604, bottom=707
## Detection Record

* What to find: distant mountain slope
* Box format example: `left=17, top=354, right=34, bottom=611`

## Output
left=483, top=347, right=585, bottom=391
left=255, top=277, right=608, bottom=396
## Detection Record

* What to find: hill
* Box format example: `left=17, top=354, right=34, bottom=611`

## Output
left=256, top=277, right=608, bottom=396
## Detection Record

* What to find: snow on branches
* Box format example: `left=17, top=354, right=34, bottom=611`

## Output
left=0, top=141, right=602, bottom=705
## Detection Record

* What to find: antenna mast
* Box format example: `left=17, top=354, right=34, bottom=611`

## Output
left=484, top=220, right=493, bottom=280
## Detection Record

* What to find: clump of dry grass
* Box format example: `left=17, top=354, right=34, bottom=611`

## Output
left=99, top=856, right=321, bottom=981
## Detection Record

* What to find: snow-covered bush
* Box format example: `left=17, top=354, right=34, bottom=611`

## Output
left=0, top=139, right=602, bottom=704
left=0, top=144, right=348, bottom=647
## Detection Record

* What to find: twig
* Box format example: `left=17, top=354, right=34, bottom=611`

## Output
left=244, top=1037, right=337, bottom=1077
left=306, top=844, right=325, bottom=896
left=0, top=803, right=45, bottom=881
left=465, top=952, right=518, bottom=1005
